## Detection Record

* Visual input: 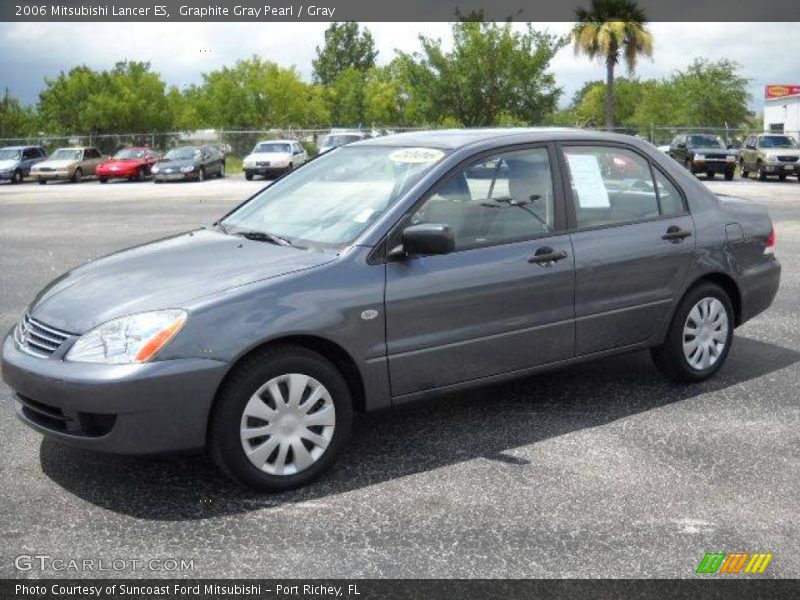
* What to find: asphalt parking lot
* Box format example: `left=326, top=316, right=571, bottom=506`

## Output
left=0, top=175, right=798, bottom=579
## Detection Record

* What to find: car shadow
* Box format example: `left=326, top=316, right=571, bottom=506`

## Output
left=40, top=336, right=799, bottom=521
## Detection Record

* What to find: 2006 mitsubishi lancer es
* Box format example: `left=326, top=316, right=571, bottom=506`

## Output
left=2, top=129, right=781, bottom=491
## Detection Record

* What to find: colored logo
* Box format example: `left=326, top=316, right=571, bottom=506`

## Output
left=696, top=552, right=773, bottom=574
left=765, top=84, right=800, bottom=98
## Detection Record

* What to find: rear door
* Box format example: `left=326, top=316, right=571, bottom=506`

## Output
left=384, top=144, right=575, bottom=398
left=559, top=143, right=695, bottom=356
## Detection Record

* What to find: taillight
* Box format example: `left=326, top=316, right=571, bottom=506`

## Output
left=765, top=227, right=776, bottom=253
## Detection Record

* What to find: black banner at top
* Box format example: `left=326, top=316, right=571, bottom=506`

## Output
left=3, top=0, right=800, bottom=21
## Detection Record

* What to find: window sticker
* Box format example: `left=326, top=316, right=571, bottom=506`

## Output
left=565, top=153, right=610, bottom=208
left=388, top=148, right=445, bottom=164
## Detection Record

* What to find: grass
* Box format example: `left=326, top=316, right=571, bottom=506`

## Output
left=225, top=155, right=244, bottom=175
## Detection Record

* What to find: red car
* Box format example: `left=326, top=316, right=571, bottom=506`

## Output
left=96, top=147, right=160, bottom=183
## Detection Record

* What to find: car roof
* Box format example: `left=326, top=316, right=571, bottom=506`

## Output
left=0, top=145, right=43, bottom=150
left=255, top=140, right=295, bottom=145
left=356, top=127, right=633, bottom=149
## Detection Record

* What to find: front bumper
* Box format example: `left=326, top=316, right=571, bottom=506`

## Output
left=762, top=162, right=799, bottom=176
left=244, top=165, right=290, bottom=176
left=691, top=159, right=736, bottom=174
left=33, top=170, right=72, bottom=181
left=1, top=334, right=228, bottom=454
left=153, top=171, right=197, bottom=181
left=97, top=168, right=137, bottom=179
left=0, top=169, right=17, bottom=180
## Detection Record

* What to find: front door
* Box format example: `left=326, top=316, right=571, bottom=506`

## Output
left=559, top=143, right=696, bottom=356
left=384, top=145, right=575, bottom=398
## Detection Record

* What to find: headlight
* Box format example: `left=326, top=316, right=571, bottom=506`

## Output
left=151, top=165, right=159, bottom=173
left=766, top=155, right=778, bottom=163
left=694, top=154, right=706, bottom=161
left=726, top=155, right=736, bottom=162
left=181, top=165, right=195, bottom=173
left=66, top=309, right=187, bottom=364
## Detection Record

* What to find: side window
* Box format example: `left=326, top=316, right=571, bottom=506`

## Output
left=563, top=146, right=659, bottom=229
left=653, top=168, right=685, bottom=217
left=411, top=147, right=555, bottom=251
left=22, top=148, right=32, bottom=159
left=85, top=148, right=98, bottom=159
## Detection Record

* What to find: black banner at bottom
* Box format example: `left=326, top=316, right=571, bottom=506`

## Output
left=3, top=579, right=800, bottom=600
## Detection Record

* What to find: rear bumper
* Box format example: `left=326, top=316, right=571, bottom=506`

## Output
left=740, top=258, right=781, bottom=324
left=1, top=334, right=228, bottom=454
left=691, top=160, right=736, bottom=174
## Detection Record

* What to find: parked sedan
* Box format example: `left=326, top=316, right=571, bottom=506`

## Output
left=739, top=133, right=800, bottom=182
left=1, top=129, right=780, bottom=492
left=31, top=147, right=105, bottom=184
left=243, top=140, right=307, bottom=180
left=318, top=131, right=370, bottom=154
left=151, top=145, right=225, bottom=182
left=96, top=147, right=161, bottom=183
left=668, top=134, right=737, bottom=180
left=0, top=145, right=47, bottom=184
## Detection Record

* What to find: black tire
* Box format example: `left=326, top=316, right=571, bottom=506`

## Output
left=218, top=163, right=225, bottom=178
left=38, top=179, right=47, bottom=185
left=651, top=282, right=734, bottom=384
left=208, top=345, right=353, bottom=492
left=137, top=168, right=146, bottom=182
left=245, top=172, right=254, bottom=181
left=72, top=168, right=82, bottom=184
left=757, top=162, right=767, bottom=181
left=740, top=159, right=749, bottom=179
left=706, top=171, right=715, bottom=179
left=99, top=178, right=108, bottom=184
left=779, top=174, right=786, bottom=182
left=12, top=169, right=23, bottom=184
left=724, top=168, right=734, bottom=181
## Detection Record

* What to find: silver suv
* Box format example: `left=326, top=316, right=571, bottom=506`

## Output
left=0, top=146, right=47, bottom=184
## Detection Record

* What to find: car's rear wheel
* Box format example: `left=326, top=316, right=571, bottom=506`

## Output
left=12, top=169, right=23, bottom=184
left=209, top=345, right=353, bottom=491
left=651, top=282, right=734, bottom=383
left=72, top=168, right=82, bottom=184
left=724, top=168, right=734, bottom=181
left=757, top=162, right=767, bottom=181
left=38, top=179, right=46, bottom=185
left=779, top=174, right=786, bottom=181
left=99, top=178, right=108, bottom=184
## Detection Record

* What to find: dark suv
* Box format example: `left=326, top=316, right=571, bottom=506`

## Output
left=668, top=134, right=738, bottom=180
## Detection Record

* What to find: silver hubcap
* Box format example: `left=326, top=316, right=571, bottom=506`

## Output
left=240, top=373, right=335, bottom=476
left=683, top=297, right=729, bottom=371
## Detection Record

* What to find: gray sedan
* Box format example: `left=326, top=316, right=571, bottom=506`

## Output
left=1, top=129, right=780, bottom=491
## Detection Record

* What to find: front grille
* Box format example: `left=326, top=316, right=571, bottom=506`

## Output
left=37, top=167, right=54, bottom=172
left=777, top=156, right=799, bottom=163
left=705, top=153, right=727, bottom=161
left=256, top=161, right=271, bottom=167
left=16, top=394, right=116, bottom=437
left=14, top=312, right=70, bottom=358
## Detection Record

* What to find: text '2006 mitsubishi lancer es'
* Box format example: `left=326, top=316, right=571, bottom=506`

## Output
left=2, top=129, right=780, bottom=491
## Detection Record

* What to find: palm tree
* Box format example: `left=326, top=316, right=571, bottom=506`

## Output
left=571, top=0, right=653, bottom=129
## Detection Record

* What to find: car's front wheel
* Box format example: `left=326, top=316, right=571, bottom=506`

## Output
left=209, top=345, right=353, bottom=491
left=12, top=169, right=23, bottom=184
left=651, top=282, right=734, bottom=383
left=740, top=159, right=749, bottom=179
left=72, top=168, right=82, bottom=184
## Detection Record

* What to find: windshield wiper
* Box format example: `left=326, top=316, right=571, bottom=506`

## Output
left=235, top=230, right=298, bottom=247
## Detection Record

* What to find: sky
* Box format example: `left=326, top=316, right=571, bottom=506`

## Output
left=1, top=21, right=799, bottom=113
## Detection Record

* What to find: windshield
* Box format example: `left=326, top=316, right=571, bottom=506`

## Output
left=688, top=135, right=724, bottom=148
left=0, top=149, right=21, bottom=160
left=253, top=143, right=291, bottom=154
left=760, top=136, right=797, bottom=148
left=114, top=148, right=146, bottom=159
left=321, top=134, right=363, bottom=148
left=221, top=146, right=448, bottom=246
left=50, top=149, right=82, bottom=160
left=164, top=147, right=199, bottom=160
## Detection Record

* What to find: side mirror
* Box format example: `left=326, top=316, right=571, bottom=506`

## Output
left=677, top=142, right=686, bottom=149
left=392, top=223, right=455, bottom=258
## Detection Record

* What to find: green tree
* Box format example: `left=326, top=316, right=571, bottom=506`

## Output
left=574, top=78, right=648, bottom=126
left=312, top=22, right=377, bottom=86
left=0, top=88, right=36, bottom=137
left=571, top=0, right=653, bottom=128
left=673, top=58, right=749, bottom=127
left=397, top=21, right=566, bottom=126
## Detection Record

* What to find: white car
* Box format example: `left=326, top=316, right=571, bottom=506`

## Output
left=242, top=140, right=307, bottom=180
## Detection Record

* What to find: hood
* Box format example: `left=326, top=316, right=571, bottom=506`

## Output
left=102, top=158, right=145, bottom=167
left=29, top=229, right=337, bottom=333
left=0, top=159, right=20, bottom=170
left=156, top=159, right=195, bottom=169
left=246, top=152, right=291, bottom=162
left=35, top=159, right=77, bottom=169
left=692, top=146, right=734, bottom=155
left=763, top=148, right=800, bottom=157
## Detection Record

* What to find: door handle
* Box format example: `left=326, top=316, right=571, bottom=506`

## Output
left=662, top=226, right=692, bottom=243
left=528, top=247, right=568, bottom=265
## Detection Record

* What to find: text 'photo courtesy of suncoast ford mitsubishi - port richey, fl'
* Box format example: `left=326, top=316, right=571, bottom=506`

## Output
left=2, top=129, right=780, bottom=491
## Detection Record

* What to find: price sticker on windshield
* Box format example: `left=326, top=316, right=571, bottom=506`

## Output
left=389, top=148, right=445, bottom=164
